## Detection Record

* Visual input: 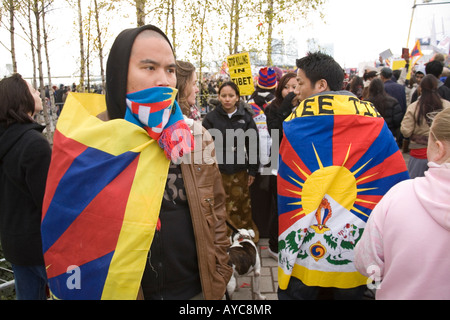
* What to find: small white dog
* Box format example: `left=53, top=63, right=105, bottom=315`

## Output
left=226, top=228, right=266, bottom=300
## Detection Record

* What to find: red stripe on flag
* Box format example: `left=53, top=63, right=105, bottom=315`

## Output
left=280, top=136, right=312, bottom=180
left=45, top=155, right=140, bottom=279
left=42, top=130, right=88, bottom=220
left=353, top=194, right=382, bottom=211
left=278, top=175, right=301, bottom=198
left=130, top=99, right=172, bottom=115
left=332, top=115, right=383, bottom=169
left=354, top=151, right=408, bottom=186
left=279, top=208, right=306, bottom=235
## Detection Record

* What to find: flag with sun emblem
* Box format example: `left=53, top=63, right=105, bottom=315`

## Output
left=277, top=92, right=409, bottom=290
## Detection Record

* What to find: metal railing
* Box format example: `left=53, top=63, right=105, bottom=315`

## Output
left=0, top=258, right=15, bottom=293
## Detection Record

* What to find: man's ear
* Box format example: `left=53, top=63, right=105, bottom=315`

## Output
left=315, top=79, right=329, bottom=93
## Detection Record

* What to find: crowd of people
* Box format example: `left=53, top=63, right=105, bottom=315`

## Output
left=0, top=23, right=449, bottom=301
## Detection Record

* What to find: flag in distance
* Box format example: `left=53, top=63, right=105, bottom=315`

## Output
left=406, top=39, right=423, bottom=80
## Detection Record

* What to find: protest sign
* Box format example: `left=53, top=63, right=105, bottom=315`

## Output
left=227, top=52, right=255, bottom=96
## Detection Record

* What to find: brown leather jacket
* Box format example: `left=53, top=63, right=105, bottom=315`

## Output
left=179, top=119, right=232, bottom=299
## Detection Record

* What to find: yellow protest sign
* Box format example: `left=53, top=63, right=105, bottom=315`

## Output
left=227, top=52, right=255, bottom=96
left=391, top=59, right=406, bottom=71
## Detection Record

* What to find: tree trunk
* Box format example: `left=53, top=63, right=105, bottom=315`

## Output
left=233, top=0, right=239, bottom=54
left=198, top=4, right=207, bottom=86
left=86, top=4, right=92, bottom=93
left=164, top=0, right=169, bottom=34
left=171, top=0, right=176, bottom=55
left=27, top=1, right=38, bottom=88
left=266, top=0, right=274, bottom=66
left=77, top=0, right=85, bottom=92
left=42, top=0, right=57, bottom=132
left=33, top=0, right=52, bottom=141
left=9, top=0, right=17, bottom=73
left=228, top=0, right=234, bottom=54
left=93, top=0, right=105, bottom=92
left=136, top=0, right=146, bottom=27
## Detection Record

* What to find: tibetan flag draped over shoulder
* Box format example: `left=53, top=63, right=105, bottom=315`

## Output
left=41, top=92, right=170, bottom=300
left=278, top=92, right=409, bottom=290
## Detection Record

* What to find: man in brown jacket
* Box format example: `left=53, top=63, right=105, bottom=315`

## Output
left=104, top=25, right=232, bottom=299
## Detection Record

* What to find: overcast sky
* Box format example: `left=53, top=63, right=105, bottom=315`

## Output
left=297, top=0, right=450, bottom=68
left=0, top=0, right=449, bottom=80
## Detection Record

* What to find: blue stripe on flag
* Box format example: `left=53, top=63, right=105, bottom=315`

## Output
left=42, top=147, right=138, bottom=253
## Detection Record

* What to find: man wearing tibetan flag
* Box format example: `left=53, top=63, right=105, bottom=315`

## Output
left=41, top=25, right=232, bottom=300
left=278, top=52, right=409, bottom=300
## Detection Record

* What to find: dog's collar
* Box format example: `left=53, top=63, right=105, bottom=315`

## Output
left=237, top=235, right=253, bottom=242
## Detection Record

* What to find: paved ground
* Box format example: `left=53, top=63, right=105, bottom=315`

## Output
left=229, top=151, right=411, bottom=301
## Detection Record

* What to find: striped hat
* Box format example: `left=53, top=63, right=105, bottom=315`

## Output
left=257, top=67, right=277, bottom=89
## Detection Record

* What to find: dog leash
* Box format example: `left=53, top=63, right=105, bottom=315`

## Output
left=225, top=220, right=237, bottom=301
left=226, top=220, right=239, bottom=234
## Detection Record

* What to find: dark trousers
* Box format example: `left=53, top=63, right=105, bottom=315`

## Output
left=278, top=277, right=366, bottom=300
left=268, top=174, right=278, bottom=253
left=11, top=264, right=47, bottom=300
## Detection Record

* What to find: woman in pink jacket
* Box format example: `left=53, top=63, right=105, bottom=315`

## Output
left=354, top=107, right=450, bottom=300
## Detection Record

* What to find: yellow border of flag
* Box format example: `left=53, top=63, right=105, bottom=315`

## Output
left=46, top=93, right=170, bottom=299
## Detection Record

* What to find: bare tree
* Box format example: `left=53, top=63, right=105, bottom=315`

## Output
left=93, top=0, right=105, bottom=91
left=32, top=0, right=52, bottom=140
left=0, top=0, right=19, bottom=73
left=13, top=1, right=37, bottom=86
left=41, top=0, right=58, bottom=126
left=188, top=0, right=214, bottom=82
left=135, top=0, right=145, bottom=26
left=254, top=0, right=326, bottom=65
left=77, top=0, right=85, bottom=92
left=170, top=0, right=175, bottom=55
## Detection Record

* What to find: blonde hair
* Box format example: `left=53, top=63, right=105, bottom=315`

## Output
left=430, top=108, right=450, bottom=143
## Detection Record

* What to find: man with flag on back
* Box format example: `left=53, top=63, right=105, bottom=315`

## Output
left=277, top=52, right=409, bottom=300
left=40, top=25, right=232, bottom=300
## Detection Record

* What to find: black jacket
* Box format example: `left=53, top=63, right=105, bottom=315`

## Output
left=0, top=123, right=52, bottom=265
left=366, top=95, right=403, bottom=137
left=265, top=92, right=297, bottom=145
left=203, top=100, right=259, bottom=177
left=384, top=80, right=407, bottom=114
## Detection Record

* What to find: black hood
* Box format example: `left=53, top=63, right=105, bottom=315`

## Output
left=0, top=122, right=45, bottom=161
left=105, top=24, right=173, bottom=120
